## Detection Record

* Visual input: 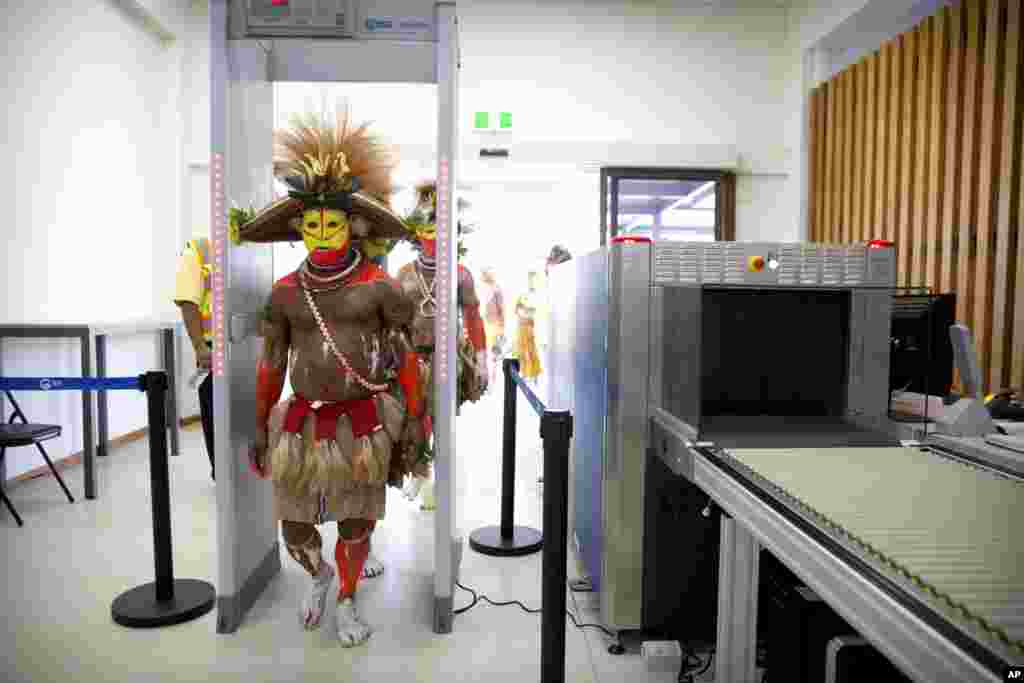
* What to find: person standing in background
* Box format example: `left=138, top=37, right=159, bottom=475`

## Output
left=173, top=235, right=216, bottom=481
left=545, top=245, right=572, bottom=276
left=514, top=271, right=543, bottom=385
left=480, top=267, right=505, bottom=388
left=541, top=245, right=571, bottom=401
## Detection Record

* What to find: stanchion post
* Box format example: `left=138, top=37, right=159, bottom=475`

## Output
left=144, top=371, right=174, bottom=602
left=468, top=358, right=543, bottom=557
left=540, top=408, right=573, bottom=683
left=501, top=357, right=519, bottom=539
left=111, top=370, right=214, bottom=628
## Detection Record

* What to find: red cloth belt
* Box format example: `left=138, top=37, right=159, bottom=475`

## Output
left=283, top=394, right=381, bottom=441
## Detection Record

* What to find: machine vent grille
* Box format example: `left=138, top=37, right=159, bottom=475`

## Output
left=654, top=244, right=679, bottom=283
left=822, top=246, right=844, bottom=285
left=724, top=244, right=746, bottom=283
left=702, top=244, right=724, bottom=283
left=779, top=245, right=801, bottom=284
left=677, top=244, right=700, bottom=283
left=801, top=246, right=821, bottom=284
left=651, top=242, right=884, bottom=287
left=845, top=246, right=866, bottom=284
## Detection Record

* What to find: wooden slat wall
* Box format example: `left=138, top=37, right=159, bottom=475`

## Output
left=808, top=0, right=1024, bottom=395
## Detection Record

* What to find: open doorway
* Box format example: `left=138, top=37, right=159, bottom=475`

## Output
left=599, top=167, right=737, bottom=245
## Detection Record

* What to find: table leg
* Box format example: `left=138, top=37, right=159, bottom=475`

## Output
left=97, top=334, right=109, bottom=458
left=81, top=333, right=96, bottom=500
left=715, top=515, right=760, bottom=683
left=162, top=328, right=180, bottom=457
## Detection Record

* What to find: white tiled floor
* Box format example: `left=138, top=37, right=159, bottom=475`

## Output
left=1, top=388, right=711, bottom=683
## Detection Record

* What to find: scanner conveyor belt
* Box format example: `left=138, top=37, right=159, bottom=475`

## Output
left=719, top=446, right=1024, bottom=660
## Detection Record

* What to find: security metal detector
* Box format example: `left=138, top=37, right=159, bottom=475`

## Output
left=210, top=0, right=462, bottom=634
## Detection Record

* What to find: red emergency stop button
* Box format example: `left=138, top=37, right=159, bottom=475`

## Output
left=748, top=256, right=766, bottom=272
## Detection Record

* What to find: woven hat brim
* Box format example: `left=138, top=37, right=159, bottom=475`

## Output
left=351, top=193, right=407, bottom=239
left=236, top=197, right=303, bottom=243
left=237, top=194, right=407, bottom=243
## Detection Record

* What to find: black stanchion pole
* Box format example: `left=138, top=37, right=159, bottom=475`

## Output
left=500, top=357, right=518, bottom=539
left=111, top=371, right=215, bottom=628
left=143, top=370, right=174, bottom=600
left=469, top=358, right=543, bottom=557
left=540, top=409, right=572, bottom=683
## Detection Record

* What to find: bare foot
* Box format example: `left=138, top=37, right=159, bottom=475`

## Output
left=335, top=597, right=373, bottom=647
left=362, top=551, right=384, bottom=578
left=301, top=562, right=335, bottom=630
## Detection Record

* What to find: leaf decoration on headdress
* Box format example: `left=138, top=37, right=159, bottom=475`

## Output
left=228, top=206, right=257, bottom=245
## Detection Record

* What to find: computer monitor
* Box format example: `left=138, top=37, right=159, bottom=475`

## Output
left=889, top=293, right=956, bottom=398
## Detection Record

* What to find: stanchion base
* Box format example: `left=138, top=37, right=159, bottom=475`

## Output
left=469, top=525, right=543, bottom=557
left=112, top=579, right=216, bottom=628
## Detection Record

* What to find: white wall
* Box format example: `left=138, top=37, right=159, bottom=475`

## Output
left=457, top=0, right=793, bottom=242
left=1, top=1, right=200, bottom=480
left=266, top=1, right=798, bottom=245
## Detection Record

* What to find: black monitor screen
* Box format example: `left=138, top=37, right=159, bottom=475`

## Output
left=889, top=293, right=956, bottom=398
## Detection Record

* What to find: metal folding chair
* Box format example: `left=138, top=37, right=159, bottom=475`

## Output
left=0, top=390, right=75, bottom=526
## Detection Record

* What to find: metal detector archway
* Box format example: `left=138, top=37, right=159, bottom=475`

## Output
left=209, top=0, right=461, bottom=635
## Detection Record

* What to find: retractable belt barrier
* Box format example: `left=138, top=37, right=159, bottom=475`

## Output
left=467, top=358, right=574, bottom=683
left=0, top=373, right=215, bottom=628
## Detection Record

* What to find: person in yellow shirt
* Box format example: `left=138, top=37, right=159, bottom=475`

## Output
left=173, top=234, right=215, bottom=481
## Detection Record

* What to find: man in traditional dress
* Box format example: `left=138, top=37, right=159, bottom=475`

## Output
left=241, top=110, right=424, bottom=647
left=395, top=181, right=489, bottom=507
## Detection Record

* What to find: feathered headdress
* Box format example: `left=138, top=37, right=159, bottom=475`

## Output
left=235, top=105, right=406, bottom=243
left=404, top=180, right=476, bottom=236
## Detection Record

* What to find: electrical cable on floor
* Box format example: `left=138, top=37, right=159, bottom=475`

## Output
left=678, top=647, right=715, bottom=683
left=454, top=581, right=617, bottom=638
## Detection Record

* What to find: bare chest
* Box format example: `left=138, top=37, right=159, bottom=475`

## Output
left=281, top=282, right=382, bottom=332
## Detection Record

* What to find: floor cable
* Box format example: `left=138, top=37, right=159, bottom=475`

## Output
left=454, top=581, right=617, bottom=639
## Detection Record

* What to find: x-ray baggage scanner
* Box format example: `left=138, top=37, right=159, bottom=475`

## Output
left=552, top=239, right=899, bottom=633
left=551, top=240, right=1024, bottom=681
left=210, top=0, right=462, bottom=634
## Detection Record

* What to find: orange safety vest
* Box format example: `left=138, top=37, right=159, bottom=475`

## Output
left=186, top=238, right=213, bottom=343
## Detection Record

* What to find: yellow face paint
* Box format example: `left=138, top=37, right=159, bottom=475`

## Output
left=301, top=208, right=350, bottom=253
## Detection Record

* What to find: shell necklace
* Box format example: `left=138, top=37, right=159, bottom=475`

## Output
left=300, top=249, right=362, bottom=293
left=414, top=255, right=437, bottom=319
left=299, top=256, right=388, bottom=394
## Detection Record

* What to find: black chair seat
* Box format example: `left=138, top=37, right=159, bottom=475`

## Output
left=0, top=423, right=62, bottom=447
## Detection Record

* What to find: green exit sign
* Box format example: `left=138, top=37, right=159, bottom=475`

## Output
left=473, top=111, right=513, bottom=132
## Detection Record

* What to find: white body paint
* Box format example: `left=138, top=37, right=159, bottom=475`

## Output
left=335, top=597, right=373, bottom=647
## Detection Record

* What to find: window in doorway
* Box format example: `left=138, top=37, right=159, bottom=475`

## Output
left=599, top=168, right=736, bottom=246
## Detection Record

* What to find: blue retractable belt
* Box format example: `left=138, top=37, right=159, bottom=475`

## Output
left=0, top=376, right=144, bottom=392
left=0, top=372, right=215, bottom=628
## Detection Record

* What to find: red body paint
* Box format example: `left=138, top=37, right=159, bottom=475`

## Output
left=256, top=360, right=285, bottom=429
